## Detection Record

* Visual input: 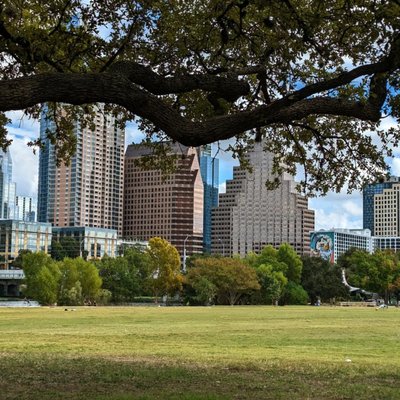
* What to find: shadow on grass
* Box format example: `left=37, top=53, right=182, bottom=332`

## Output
left=0, top=355, right=399, bottom=400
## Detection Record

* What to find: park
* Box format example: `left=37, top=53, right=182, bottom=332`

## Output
left=0, top=305, right=399, bottom=399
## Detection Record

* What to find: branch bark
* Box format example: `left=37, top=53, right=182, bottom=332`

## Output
left=0, top=70, right=384, bottom=146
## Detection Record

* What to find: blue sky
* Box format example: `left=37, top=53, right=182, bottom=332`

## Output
left=8, top=110, right=398, bottom=231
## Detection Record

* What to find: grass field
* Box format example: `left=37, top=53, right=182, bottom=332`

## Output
left=0, top=305, right=399, bottom=399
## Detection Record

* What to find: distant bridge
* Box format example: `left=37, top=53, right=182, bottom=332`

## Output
left=0, top=269, right=24, bottom=297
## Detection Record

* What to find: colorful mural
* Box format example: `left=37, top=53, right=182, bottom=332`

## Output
left=310, top=232, right=334, bottom=264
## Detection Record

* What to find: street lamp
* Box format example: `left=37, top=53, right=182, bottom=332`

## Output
left=183, top=235, right=190, bottom=272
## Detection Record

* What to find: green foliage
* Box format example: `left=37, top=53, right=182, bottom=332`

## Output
left=301, top=256, right=349, bottom=304
left=74, top=258, right=102, bottom=300
left=95, top=289, right=112, bottom=305
left=339, top=248, right=400, bottom=303
left=96, top=256, right=140, bottom=302
left=123, top=247, right=153, bottom=295
left=57, top=258, right=102, bottom=305
left=147, top=237, right=183, bottom=300
left=281, top=282, right=309, bottom=305
left=189, top=276, right=217, bottom=306
left=253, top=264, right=287, bottom=305
left=187, top=257, right=260, bottom=305
left=59, top=281, right=83, bottom=306
left=22, top=252, right=60, bottom=305
left=277, top=243, right=303, bottom=284
left=244, top=243, right=306, bottom=304
left=51, top=236, right=81, bottom=260
left=12, top=249, right=32, bottom=269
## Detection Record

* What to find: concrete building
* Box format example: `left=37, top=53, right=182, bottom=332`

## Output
left=211, top=143, right=314, bottom=257
left=52, top=226, right=118, bottom=259
left=0, top=220, right=52, bottom=269
left=16, top=195, right=36, bottom=222
left=37, top=106, right=124, bottom=234
left=123, top=143, right=204, bottom=258
left=0, top=150, right=16, bottom=219
left=198, top=145, right=219, bottom=253
left=310, top=228, right=373, bottom=264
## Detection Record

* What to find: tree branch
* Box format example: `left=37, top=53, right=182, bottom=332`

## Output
left=0, top=71, right=384, bottom=147
left=107, top=61, right=250, bottom=101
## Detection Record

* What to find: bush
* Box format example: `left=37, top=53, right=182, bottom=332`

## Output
left=59, top=281, right=83, bottom=306
left=282, top=282, right=309, bottom=305
left=96, top=289, right=112, bottom=305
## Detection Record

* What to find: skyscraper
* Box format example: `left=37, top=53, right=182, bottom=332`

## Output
left=363, top=176, right=400, bottom=236
left=123, top=143, right=204, bottom=257
left=211, top=143, right=315, bottom=256
left=15, top=195, right=36, bottom=222
left=0, top=150, right=16, bottom=219
left=38, top=106, right=124, bottom=234
left=198, top=145, right=219, bottom=253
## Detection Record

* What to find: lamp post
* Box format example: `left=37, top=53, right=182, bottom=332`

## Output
left=183, top=235, right=190, bottom=272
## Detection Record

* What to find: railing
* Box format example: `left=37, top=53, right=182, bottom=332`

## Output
left=0, top=270, right=25, bottom=279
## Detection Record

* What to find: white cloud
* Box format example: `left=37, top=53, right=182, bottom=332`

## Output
left=309, top=190, right=363, bottom=230
left=342, top=200, right=363, bottom=217
left=5, top=113, right=40, bottom=199
left=312, top=208, right=362, bottom=231
left=6, top=110, right=40, bottom=138
left=8, top=135, right=39, bottom=198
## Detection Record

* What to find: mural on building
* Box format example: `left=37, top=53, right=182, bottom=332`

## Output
left=310, top=232, right=334, bottom=263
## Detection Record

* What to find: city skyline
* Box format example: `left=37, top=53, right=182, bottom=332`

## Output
left=6, top=109, right=400, bottom=232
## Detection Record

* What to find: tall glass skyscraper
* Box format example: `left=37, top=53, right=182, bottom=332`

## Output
left=38, top=106, right=125, bottom=234
left=198, top=145, right=219, bottom=253
left=0, top=150, right=16, bottom=219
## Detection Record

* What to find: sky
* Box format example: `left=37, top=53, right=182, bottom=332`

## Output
left=6, top=110, right=400, bottom=231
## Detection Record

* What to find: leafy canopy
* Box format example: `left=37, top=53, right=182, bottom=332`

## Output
left=2, top=1, right=400, bottom=193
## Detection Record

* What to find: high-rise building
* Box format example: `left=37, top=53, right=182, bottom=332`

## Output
left=363, top=177, right=400, bottom=236
left=38, top=106, right=124, bottom=234
left=123, top=143, right=204, bottom=257
left=198, top=145, right=219, bottom=253
left=211, top=143, right=315, bottom=257
left=0, top=150, right=16, bottom=219
left=15, top=196, right=36, bottom=222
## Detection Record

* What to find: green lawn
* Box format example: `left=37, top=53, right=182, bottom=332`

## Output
left=0, top=306, right=399, bottom=399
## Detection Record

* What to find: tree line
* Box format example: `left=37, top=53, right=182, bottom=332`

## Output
left=16, top=237, right=400, bottom=306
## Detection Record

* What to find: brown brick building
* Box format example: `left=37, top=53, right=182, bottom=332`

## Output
left=123, top=144, right=204, bottom=258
